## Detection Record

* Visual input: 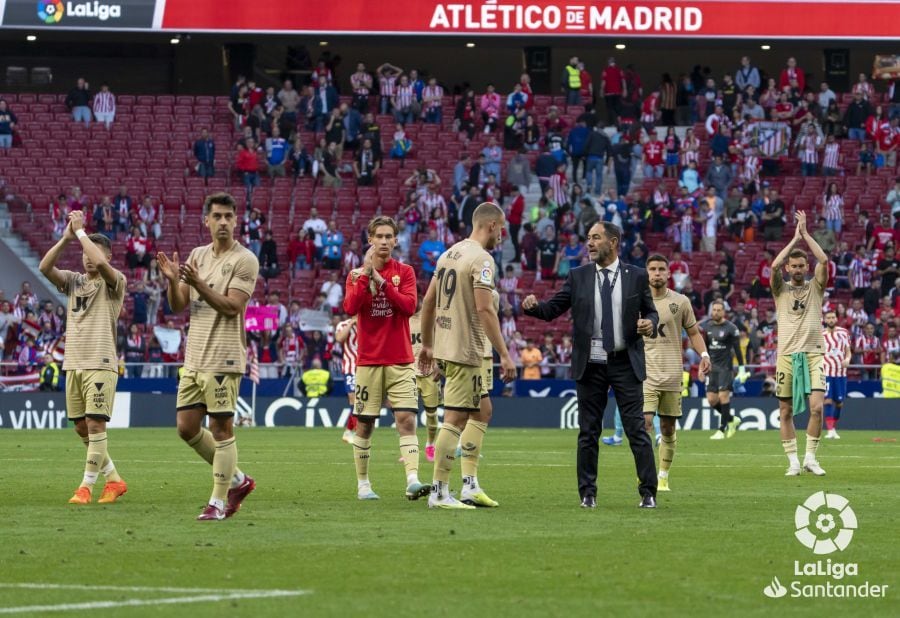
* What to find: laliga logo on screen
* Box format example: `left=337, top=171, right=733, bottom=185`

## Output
left=37, top=1, right=64, bottom=24
left=38, top=1, right=122, bottom=23
left=794, top=491, right=857, bottom=554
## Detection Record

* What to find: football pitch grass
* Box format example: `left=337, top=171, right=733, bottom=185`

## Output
left=1, top=427, right=898, bottom=617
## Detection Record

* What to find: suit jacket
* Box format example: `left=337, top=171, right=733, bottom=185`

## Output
left=524, top=262, right=659, bottom=381
left=313, top=86, right=339, bottom=116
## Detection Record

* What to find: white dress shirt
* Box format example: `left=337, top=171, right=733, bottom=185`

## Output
left=593, top=258, right=625, bottom=351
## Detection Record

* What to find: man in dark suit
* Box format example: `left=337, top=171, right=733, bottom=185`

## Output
left=523, top=222, right=660, bottom=508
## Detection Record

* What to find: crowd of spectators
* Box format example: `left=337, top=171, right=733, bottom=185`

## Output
left=4, top=51, right=900, bottom=387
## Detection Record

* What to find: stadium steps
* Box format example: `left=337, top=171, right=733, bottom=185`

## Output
left=0, top=202, right=66, bottom=305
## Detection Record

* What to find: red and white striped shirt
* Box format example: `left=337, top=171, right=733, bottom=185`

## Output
left=823, top=194, right=843, bottom=222
left=883, top=335, right=900, bottom=359
left=823, top=327, right=851, bottom=377
left=822, top=143, right=840, bottom=170
left=280, top=335, right=303, bottom=365
left=846, top=307, right=869, bottom=337
left=680, top=137, right=700, bottom=167
left=311, top=67, right=333, bottom=86
left=393, top=84, right=415, bottom=109
left=419, top=192, right=446, bottom=221
left=338, top=320, right=359, bottom=376
left=854, top=334, right=881, bottom=365
left=350, top=71, right=371, bottom=95
left=798, top=135, right=821, bottom=164
left=422, top=85, right=443, bottom=111
left=548, top=172, right=567, bottom=207
left=742, top=155, right=761, bottom=183
left=380, top=74, right=397, bottom=97
left=640, top=93, right=659, bottom=123
left=92, top=91, right=116, bottom=115
left=851, top=81, right=875, bottom=100
left=849, top=257, right=875, bottom=289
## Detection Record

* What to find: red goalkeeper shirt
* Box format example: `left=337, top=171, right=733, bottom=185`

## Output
left=343, top=259, right=417, bottom=366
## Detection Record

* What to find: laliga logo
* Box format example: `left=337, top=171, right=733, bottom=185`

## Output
left=38, top=1, right=122, bottom=23
left=37, top=1, right=64, bottom=24
left=794, top=491, right=857, bottom=555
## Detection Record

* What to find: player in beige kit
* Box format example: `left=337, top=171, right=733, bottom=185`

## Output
left=642, top=254, right=710, bottom=491
left=418, top=202, right=517, bottom=509
left=39, top=209, right=128, bottom=505
left=770, top=211, right=829, bottom=477
left=158, top=192, right=260, bottom=521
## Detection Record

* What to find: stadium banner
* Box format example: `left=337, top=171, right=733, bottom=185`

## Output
left=1, top=0, right=158, bottom=29
left=2, top=394, right=898, bottom=430
left=3, top=0, right=898, bottom=38
left=157, top=0, right=900, bottom=39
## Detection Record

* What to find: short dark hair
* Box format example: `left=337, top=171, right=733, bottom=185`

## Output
left=367, top=216, right=398, bottom=237
left=88, top=233, right=112, bottom=252
left=788, top=249, right=808, bottom=262
left=596, top=221, right=622, bottom=245
left=711, top=299, right=726, bottom=310
left=646, top=254, right=669, bottom=267
left=203, top=192, right=237, bottom=215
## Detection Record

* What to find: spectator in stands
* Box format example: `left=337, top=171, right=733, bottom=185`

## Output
left=454, top=89, right=477, bottom=141
left=520, top=223, right=538, bottom=271
left=886, top=178, right=900, bottom=224
left=277, top=79, right=300, bottom=124
left=876, top=117, right=899, bottom=170
left=88, top=82, right=115, bottom=129
left=389, top=124, right=412, bottom=161
left=422, top=77, right=444, bottom=124
left=64, top=77, right=92, bottom=126
left=288, top=229, right=315, bottom=273
left=877, top=246, right=900, bottom=292
left=192, top=128, right=216, bottom=181
left=352, top=138, right=380, bottom=187
left=111, top=186, right=133, bottom=232
left=600, top=57, right=625, bottom=124
left=258, top=230, right=280, bottom=280
left=350, top=62, right=373, bottom=113
left=312, top=75, right=338, bottom=132
left=759, top=188, right=785, bottom=241
left=342, top=238, right=362, bottom=275
left=92, top=195, right=116, bottom=240
left=851, top=72, right=875, bottom=101
left=733, top=55, right=760, bottom=92
left=126, top=226, right=151, bottom=270
left=241, top=208, right=265, bottom=257
left=702, top=155, right=730, bottom=200
left=822, top=182, right=844, bottom=234
left=137, top=196, right=161, bottom=239
left=321, top=271, right=344, bottom=312
left=611, top=136, right=632, bottom=197
left=537, top=226, right=560, bottom=280
left=844, top=92, right=873, bottom=141
left=729, top=197, right=756, bottom=242
left=319, top=141, right=341, bottom=188
left=699, top=198, right=718, bottom=253
left=301, top=208, right=327, bottom=256
left=479, top=84, right=501, bottom=134
left=289, top=136, right=311, bottom=178
left=375, top=62, right=402, bottom=115
left=0, top=99, right=16, bottom=149
left=264, top=126, right=288, bottom=178
left=520, top=339, right=542, bottom=380
left=481, top=136, right=503, bottom=178
left=797, top=123, right=823, bottom=176
left=67, top=186, right=87, bottom=213
left=235, top=140, right=260, bottom=197
left=129, top=281, right=150, bottom=325
left=812, top=217, right=838, bottom=255
left=854, top=322, right=881, bottom=380
left=321, top=221, right=343, bottom=270
left=418, top=228, right=445, bottom=280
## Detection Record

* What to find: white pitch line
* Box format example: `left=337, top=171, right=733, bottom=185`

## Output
left=0, top=583, right=228, bottom=594
left=0, top=589, right=308, bottom=615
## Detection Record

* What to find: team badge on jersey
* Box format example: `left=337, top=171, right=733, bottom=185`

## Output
left=392, top=275, right=401, bottom=286
left=669, top=303, right=679, bottom=315
left=222, top=263, right=233, bottom=276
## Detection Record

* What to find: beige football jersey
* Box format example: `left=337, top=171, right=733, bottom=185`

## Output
left=482, top=289, right=500, bottom=358
left=58, top=270, right=126, bottom=372
left=409, top=311, right=427, bottom=377
left=433, top=239, right=495, bottom=367
left=643, top=290, right=697, bottom=391
left=771, top=274, right=826, bottom=355
left=184, top=242, right=259, bottom=374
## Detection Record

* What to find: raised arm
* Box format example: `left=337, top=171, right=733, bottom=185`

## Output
left=522, top=271, right=573, bottom=321
left=39, top=222, right=75, bottom=290
left=68, top=210, right=120, bottom=288
left=797, top=211, right=829, bottom=287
